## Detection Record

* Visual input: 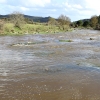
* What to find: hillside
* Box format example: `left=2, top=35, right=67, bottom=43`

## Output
left=0, top=14, right=51, bottom=23
left=24, top=15, right=51, bottom=22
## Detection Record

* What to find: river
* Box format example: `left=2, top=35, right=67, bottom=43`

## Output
left=0, top=29, right=100, bottom=100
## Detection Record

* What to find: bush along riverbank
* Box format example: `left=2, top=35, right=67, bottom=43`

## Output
left=0, top=23, right=73, bottom=36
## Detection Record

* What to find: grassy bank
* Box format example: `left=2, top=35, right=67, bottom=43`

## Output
left=1, top=23, right=72, bottom=36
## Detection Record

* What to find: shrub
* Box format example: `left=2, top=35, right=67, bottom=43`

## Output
left=9, top=11, right=25, bottom=29
left=0, top=20, right=5, bottom=33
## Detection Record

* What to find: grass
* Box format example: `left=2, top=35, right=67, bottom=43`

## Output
left=0, top=22, right=71, bottom=35
left=59, top=39, right=73, bottom=42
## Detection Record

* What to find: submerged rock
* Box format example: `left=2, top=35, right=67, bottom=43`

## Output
left=90, top=38, right=94, bottom=40
left=59, top=39, right=73, bottom=42
left=11, top=41, right=46, bottom=46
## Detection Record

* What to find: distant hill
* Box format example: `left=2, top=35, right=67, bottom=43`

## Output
left=0, top=15, right=9, bottom=18
left=0, top=14, right=91, bottom=23
left=0, top=14, right=51, bottom=23
left=82, top=19, right=90, bottom=22
left=74, top=18, right=90, bottom=23
left=24, top=15, right=51, bottom=22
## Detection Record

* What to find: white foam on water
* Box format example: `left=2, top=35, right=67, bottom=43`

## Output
left=79, top=62, right=100, bottom=71
left=0, top=67, right=9, bottom=77
left=0, top=84, right=6, bottom=92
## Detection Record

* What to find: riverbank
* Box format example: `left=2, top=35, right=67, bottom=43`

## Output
left=0, top=22, right=73, bottom=36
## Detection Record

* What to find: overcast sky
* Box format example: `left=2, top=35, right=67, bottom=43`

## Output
left=0, top=0, right=100, bottom=21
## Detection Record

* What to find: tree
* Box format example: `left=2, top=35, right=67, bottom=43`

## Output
left=9, top=11, right=25, bottom=29
left=98, top=15, right=100, bottom=24
left=25, top=18, right=34, bottom=24
left=76, top=20, right=83, bottom=26
left=83, top=21, right=90, bottom=27
left=90, top=15, right=98, bottom=28
left=58, top=14, right=71, bottom=30
left=48, top=17, right=57, bottom=26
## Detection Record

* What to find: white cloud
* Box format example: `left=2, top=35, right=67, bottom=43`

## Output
left=73, top=4, right=83, bottom=9
left=63, top=0, right=100, bottom=21
left=20, top=0, right=51, bottom=7
left=20, top=7, right=29, bottom=12
left=85, top=0, right=100, bottom=9
left=65, top=2, right=71, bottom=8
left=82, top=0, right=100, bottom=17
left=0, top=0, right=100, bottom=21
left=0, top=0, right=6, bottom=3
left=0, top=4, right=29, bottom=14
left=4, top=0, right=51, bottom=7
left=78, top=9, right=93, bottom=15
left=65, top=2, right=83, bottom=10
left=85, top=0, right=100, bottom=14
left=50, top=9, right=56, bottom=12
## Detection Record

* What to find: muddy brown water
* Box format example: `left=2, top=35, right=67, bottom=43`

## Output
left=0, top=29, right=100, bottom=100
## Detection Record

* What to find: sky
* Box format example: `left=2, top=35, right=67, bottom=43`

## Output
left=0, top=0, right=100, bottom=21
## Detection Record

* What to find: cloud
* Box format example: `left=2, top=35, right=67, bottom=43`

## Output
left=23, top=0, right=51, bottom=7
left=65, top=2, right=83, bottom=9
left=85, top=0, right=100, bottom=9
left=85, top=0, right=100, bottom=14
left=63, top=0, right=100, bottom=21
left=6, top=0, right=51, bottom=7
left=20, top=7, right=29, bottom=12
left=0, top=0, right=100, bottom=21
left=0, top=0, right=51, bottom=14
left=0, top=4, right=29, bottom=14
left=73, top=4, right=83, bottom=9
left=0, top=0, right=6, bottom=3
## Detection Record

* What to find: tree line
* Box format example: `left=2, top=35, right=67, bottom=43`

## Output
left=0, top=11, right=100, bottom=34
left=72, top=15, right=100, bottom=30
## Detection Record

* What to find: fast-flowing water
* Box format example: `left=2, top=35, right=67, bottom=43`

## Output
left=0, top=29, right=100, bottom=100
